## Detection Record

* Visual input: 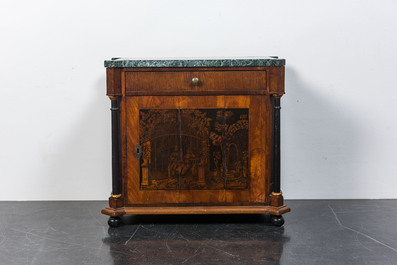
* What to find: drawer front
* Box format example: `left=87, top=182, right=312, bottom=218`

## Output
left=125, top=70, right=267, bottom=94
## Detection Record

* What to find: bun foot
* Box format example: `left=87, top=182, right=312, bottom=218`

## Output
left=270, top=215, right=285, bottom=227
left=108, top=216, right=122, bottom=227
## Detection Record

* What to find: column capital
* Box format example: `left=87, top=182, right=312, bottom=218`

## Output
left=271, top=93, right=283, bottom=99
left=108, top=95, right=120, bottom=101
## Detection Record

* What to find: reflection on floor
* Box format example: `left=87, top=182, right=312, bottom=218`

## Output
left=0, top=200, right=396, bottom=265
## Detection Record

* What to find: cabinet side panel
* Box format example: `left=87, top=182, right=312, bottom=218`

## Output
left=249, top=95, right=271, bottom=203
left=268, top=66, right=285, bottom=95
left=125, top=97, right=140, bottom=204
left=106, top=68, right=122, bottom=96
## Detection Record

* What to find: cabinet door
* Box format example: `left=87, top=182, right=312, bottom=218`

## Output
left=125, top=95, right=271, bottom=205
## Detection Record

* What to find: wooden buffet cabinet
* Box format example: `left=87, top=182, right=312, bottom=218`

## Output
left=101, top=58, right=290, bottom=227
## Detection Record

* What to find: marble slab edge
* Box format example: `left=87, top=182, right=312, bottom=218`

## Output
left=104, top=58, right=286, bottom=68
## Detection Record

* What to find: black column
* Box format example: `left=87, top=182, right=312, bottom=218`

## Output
left=272, top=96, right=281, bottom=194
left=110, top=96, right=122, bottom=196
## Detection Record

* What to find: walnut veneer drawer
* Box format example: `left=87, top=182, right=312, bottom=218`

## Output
left=125, top=71, right=267, bottom=94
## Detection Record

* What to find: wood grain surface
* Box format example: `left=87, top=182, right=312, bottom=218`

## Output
left=103, top=65, right=287, bottom=217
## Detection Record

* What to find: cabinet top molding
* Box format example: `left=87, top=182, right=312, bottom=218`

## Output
left=104, top=57, right=285, bottom=68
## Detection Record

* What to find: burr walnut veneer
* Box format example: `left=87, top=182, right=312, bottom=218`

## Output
left=102, top=58, right=290, bottom=227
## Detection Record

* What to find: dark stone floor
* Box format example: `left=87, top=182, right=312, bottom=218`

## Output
left=0, top=200, right=396, bottom=265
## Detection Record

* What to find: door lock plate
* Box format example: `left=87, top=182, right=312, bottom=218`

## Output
left=134, top=143, right=142, bottom=160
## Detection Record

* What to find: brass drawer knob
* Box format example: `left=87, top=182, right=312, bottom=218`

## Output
left=191, top=77, right=200, bottom=86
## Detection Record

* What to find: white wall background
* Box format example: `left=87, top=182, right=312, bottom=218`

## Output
left=1, top=0, right=397, bottom=200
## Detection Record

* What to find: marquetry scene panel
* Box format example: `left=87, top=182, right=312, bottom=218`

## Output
left=139, top=108, right=249, bottom=191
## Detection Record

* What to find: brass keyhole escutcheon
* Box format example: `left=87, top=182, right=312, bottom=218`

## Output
left=134, top=143, right=142, bottom=160
left=191, top=77, right=200, bottom=86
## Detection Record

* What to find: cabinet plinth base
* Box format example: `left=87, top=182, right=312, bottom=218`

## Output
left=108, top=196, right=124, bottom=209
left=101, top=205, right=290, bottom=217
left=269, top=193, right=284, bottom=207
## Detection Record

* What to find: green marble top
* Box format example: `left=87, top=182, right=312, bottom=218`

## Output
left=104, top=57, right=285, bottom=68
